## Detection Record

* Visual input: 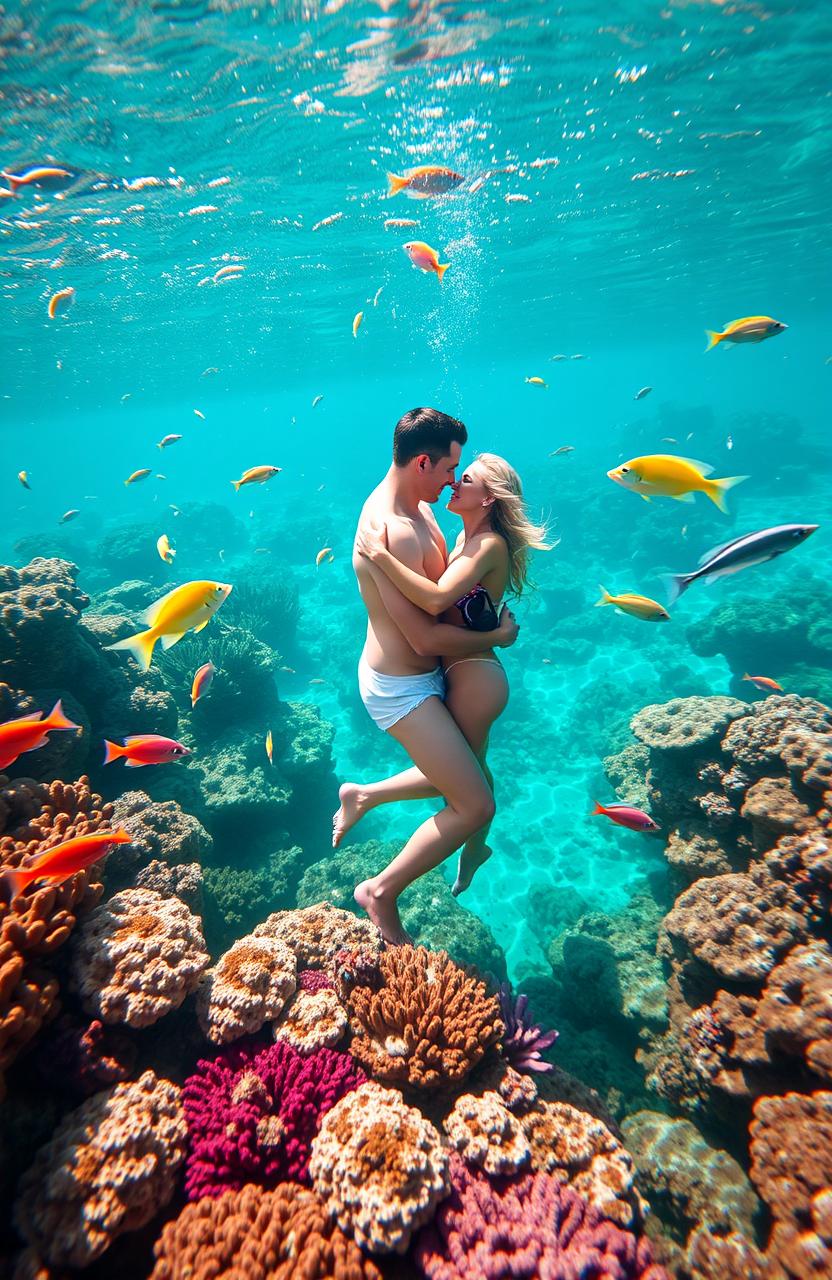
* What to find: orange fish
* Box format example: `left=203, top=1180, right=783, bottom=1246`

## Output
left=403, top=241, right=449, bottom=280
left=3, top=829, right=132, bottom=900
left=231, top=465, right=281, bottom=491
left=4, top=166, right=74, bottom=192
left=125, top=468, right=151, bottom=486
left=743, top=674, right=784, bottom=693
left=0, top=700, right=80, bottom=771
left=387, top=165, right=464, bottom=199
left=191, top=661, right=215, bottom=707
left=103, top=734, right=191, bottom=766
left=353, top=311, right=363, bottom=338
left=47, top=287, right=75, bottom=319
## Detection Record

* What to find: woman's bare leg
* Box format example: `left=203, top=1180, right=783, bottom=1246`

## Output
left=444, top=664, right=508, bottom=895
left=354, top=695, right=494, bottom=945
left=454, top=754, right=495, bottom=895
left=333, top=768, right=439, bottom=848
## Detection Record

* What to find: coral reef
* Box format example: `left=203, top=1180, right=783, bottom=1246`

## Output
left=309, top=1080, right=450, bottom=1254
left=135, top=859, right=203, bottom=913
left=443, top=1090, right=531, bottom=1175
left=196, top=934, right=297, bottom=1044
left=497, top=981, right=558, bottom=1072
left=151, top=1183, right=382, bottom=1280
left=70, top=888, right=210, bottom=1027
left=344, top=944, right=503, bottom=1089
left=182, top=1039, right=366, bottom=1199
left=254, top=900, right=382, bottom=969
left=201, top=846, right=305, bottom=950
left=105, top=790, right=213, bottom=888
left=30, top=1012, right=137, bottom=1100
left=13, top=1069, right=186, bottom=1267
left=0, top=558, right=90, bottom=686
left=272, top=985, right=348, bottom=1052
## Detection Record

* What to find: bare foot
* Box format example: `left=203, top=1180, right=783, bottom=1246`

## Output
left=452, top=843, right=493, bottom=897
left=332, top=783, right=370, bottom=849
left=354, top=879, right=412, bottom=947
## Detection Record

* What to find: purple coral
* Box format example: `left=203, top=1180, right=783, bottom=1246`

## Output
left=414, top=1153, right=668, bottom=1279
left=182, top=1038, right=366, bottom=1200
left=498, top=983, right=558, bottom=1074
left=299, top=968, right=335, bottom=992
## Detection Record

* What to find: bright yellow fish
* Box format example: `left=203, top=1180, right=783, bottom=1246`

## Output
left=525, top=376, right=548, bottom=388
left=595, top=587, right=669, bottom=622
left=106, top=580, right=232, bottom=671
left=265, top=729, right=273, bottom=765
left=231, top=465, right=281, bottom=492
left=705, top=315, right=787, bottom=350
left=316, top=546, right=334, bottom=567
left=606, top=454, right=748, bottom=513
left=353, top=310, right=363, bottom=338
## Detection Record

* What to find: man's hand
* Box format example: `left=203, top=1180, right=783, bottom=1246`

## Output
left=494, top=603, right=520, bottom=649
left=355, top=519, right=388, bottom=561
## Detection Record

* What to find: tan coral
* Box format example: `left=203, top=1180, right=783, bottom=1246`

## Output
left=750, top=1090, right=832, bottom=1272
left=150, top=1183, right=382, bottom=1280
left=70, top=888, right=209, bottom=1028
left=686, top=1227, right=783, bottom=1280
left=345, top=944, right=503, bottom=1089
left=196, top=934, right=296, bottom=1045
left=13, top=1069, right=186, bottom=1268
left=253, top=900, right=382, bottom=969
left=272, top=985, right=347, bottom=1052
left=740, top=776, right=814, bottom=849
left=0, top=775, right=112, bottom=1090
left=519, top=1099, right=637, bottom=1226
left=443, top=1090, right=530, bottom=1175
left=309, top=1080, right=450, bottom=1254
left=631, top=696, right=747, bottom=753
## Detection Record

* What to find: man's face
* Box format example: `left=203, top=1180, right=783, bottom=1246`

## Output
left=416, top=441, right=462, bottom=503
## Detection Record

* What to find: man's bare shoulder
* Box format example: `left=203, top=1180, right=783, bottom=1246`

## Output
left=418, top=501, right=443, bottom=533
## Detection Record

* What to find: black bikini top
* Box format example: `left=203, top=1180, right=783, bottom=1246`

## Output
left=454, top=583, right=500, bottom=632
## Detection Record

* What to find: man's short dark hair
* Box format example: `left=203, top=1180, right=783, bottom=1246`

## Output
left=392, top=407, right=468, bottom=467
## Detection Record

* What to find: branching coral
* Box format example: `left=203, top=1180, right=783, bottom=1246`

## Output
left=196, top=934, right=297, bottom=1045
left=309, top=1080, right=450, bottom=1254
left=70, top=887, right=209, bottom=1027
left=345, top=944, right=503, bottom=1089
left=497, top=982, right=558, bottom=1073
left=13, top=1069, right=186, bottom=1268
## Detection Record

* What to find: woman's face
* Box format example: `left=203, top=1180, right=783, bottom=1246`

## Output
left=447, top=461, right=492, bottom=515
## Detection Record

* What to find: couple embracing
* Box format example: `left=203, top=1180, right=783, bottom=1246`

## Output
left=332, top=407, right=550, bottom=946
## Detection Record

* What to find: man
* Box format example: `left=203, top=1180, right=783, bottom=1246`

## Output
left=337, top=406, right=519, bottom=945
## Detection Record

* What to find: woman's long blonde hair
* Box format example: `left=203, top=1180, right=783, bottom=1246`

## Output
left=475, top=452, right=552, bottom=596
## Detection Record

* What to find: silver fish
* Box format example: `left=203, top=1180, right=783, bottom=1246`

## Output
left=662, top=524, right=818, bottom=605
left=634, top=386, right=652, bottom=400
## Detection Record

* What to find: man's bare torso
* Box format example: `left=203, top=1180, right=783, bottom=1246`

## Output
left=354, top=478, right=447, bottom=675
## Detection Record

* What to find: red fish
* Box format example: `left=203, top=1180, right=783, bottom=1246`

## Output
left=0, top=700, right=80, bottom=771
left=593, top=801, right=659, bottom=832
left=103, top=734, right=191, bottom=766
left=743, top=674, right=783, bottom=693
left=3, top=829, right=131, bottom=900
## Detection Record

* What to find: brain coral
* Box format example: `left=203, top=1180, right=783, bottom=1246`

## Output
left=631, top=696, right=746, bottom=753
left=443, top=1090, right=530, bottom=1175
left=196, top=934, right=297, bottom=1045
left=13, top=1069, right=186, bottom=1268
left=345, top=944, right=503, bottom=1089
left=414, top=1152, right=668, bottom=1280
left=272, top=986, right=348, bottom=1052
left=183, top=1039, right=366, bottom=1199
left=70, top=887, right=209, bottom=1027
left=309, top=1080, right=450, bottom=1254
left=253, top=900, right=382, bottom=969
left=151, top=1183, right=382, bottom=1280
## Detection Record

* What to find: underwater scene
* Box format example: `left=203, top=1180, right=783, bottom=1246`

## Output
left=1, top=0, right=831, bottom=1276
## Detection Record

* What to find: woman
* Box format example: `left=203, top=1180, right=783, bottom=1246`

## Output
left=335, top=452, right=550, bottom=897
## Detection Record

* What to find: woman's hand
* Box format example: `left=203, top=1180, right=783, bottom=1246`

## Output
left=355, top=519, right=388, bottom=562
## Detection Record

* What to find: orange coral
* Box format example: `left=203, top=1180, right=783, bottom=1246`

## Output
left=151, top=1183, right=382, bottom=1280
left=272, top=986, right=347, bottom=1053
left=750, top=1091, right=832, bottom=1274
left=0, top=775, right=112, bottom=1091
left=253, top=901, right=381, bottom=970
left=196, top=934, right=296, bottom=1045
left=345, top=944, right=503, bottom=1089
left=443, top=1090, right=530, bottom=1175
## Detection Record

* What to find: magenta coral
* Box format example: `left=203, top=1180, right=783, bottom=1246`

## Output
left=182, top=1037, right=365, bottom=1200
left=298, top=968, right=335, bottom=992
left=414, top=1153, right=668, bottom=1279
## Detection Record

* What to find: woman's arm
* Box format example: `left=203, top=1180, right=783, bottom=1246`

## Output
left=366, top=562, right=518, bottom=657
left=356, top=522, right=500, bottom=615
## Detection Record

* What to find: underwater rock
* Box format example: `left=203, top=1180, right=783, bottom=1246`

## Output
left=30, top=1012, right=137, bottom=1100
left=13, top=1068, right=186, bottom=1268
left=253, top=899, right=382, bottom=970
left=603, top=742, right=652, bottom=811
left=135, top=858, right=204, bottom=913
left=95, top=523, right=171, bottom=584
left=182, top=1039, right=365, bottom=1199
left=622, top=1110, right=759, bottom=1242
left=107, top=789, right=213, bottom=885
left=0, top=558, right=90, bottom=686
left=740, top=775, right=814, bottom=848
left=690, top=582, right=832, bottom=684
left=685, top=1226, right=782, bottom=1280
left=344, top=944, right=503, bottom=1090
left=187, top=727, right=292, bottom=835
left=201, top=847, right=305, bottom=952
left=309, top=1080, right=450, bottom=1254
left=721, top=694, right=832, bottom=774
left=70, top=887, right=210, bottom=1028
left=272, top=986, right=348, bottom=1053
left=150, top=1183, right=382, bottom=1280
left=664, top=820, right=737, bottom=885
left=196, top=934, right=297, bottom=1045
left=443, top=1090, right=531, bottom=1175
left=0, top=774, right=111, bottom=1093
left=632, top=696, right=748, bottom=755
left=414, top=1151, right=668, bottom=1279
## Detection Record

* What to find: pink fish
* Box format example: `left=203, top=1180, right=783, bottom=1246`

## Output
left=103, top=734, right=191, bottom=767
left=593, top=801, right=659, bottom=832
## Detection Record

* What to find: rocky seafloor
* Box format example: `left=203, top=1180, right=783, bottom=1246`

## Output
left=1, top=552, right=830, bottom=1279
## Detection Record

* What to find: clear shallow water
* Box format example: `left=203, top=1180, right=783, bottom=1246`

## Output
left=2, top=0, right=830, bottom=1007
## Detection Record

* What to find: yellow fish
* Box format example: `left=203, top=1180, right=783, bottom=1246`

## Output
left=353, top=310, right=363, bottom=338
left=525, top=376, right=548, bottom=389
left=316, top=546, right=334, bottom=567
left=157, top=534, right=175, bottom=564
left=18, top=470, right=30, bottom=489
left=705, top=316, right=787, bottom=350
left=595, top=587, right=669, bottom=622
left=106, top=580, right=232, bottom=671
left=265, top=729, right=273, bottom=765
left=47, top=287, right=75, bottom=319
left=606, top=454, right=748, bottom=513
left=125, top=468, right=151, bottom=486
left=231, top=465, right=281, bottom=492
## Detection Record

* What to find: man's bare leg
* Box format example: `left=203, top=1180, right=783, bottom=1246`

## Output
left=354, top=696, right=494, bottom=945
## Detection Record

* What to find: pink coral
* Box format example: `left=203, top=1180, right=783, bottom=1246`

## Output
left=182, top=1038, right=365, bottom=1200
left=414, top=1152, right=668, bottom=1279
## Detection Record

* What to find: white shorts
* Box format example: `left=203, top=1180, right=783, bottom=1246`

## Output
left=358, top=655, right=445, bottom=732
